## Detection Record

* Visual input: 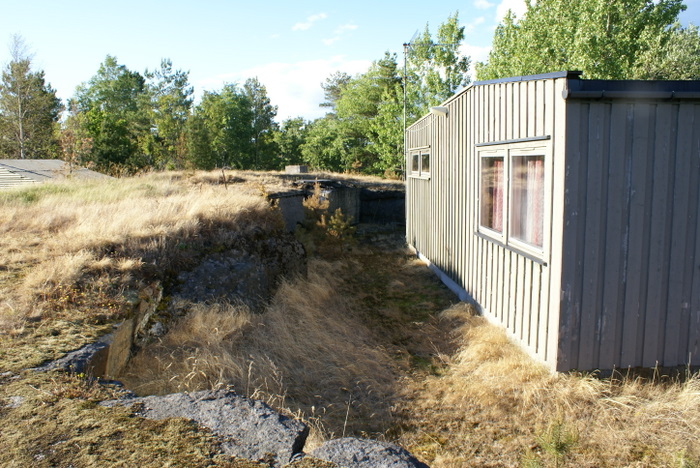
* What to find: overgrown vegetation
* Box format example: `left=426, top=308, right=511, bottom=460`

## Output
left=1, top=171, right=699, bottom=467
left=477, top=0, right=700, bottom=80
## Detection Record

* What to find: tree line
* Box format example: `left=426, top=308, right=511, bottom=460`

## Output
left=1, top=2, right=699, bottom=177
left=0, top=13, right=468, bottom=177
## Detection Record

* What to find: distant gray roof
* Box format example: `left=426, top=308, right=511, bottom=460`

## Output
left=0, top=159, right=111, bottom=189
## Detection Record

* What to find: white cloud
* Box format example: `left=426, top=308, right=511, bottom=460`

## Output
left=323, top=23, right=359, bottom=47
left=292, top=13, right=328, bottom=31
left=334, top=23, right=358, bottom=34
left=465, top=16, right=487, bottom=33
left=195, top=57, right=371, bottom=121
left=460, top=43, right=492, bottom=78
left=474, top=0, right=495, bottom=9
left=495, top=0, right=527, bottom=21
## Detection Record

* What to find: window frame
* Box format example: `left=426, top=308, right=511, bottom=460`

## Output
left=408, top=146, right=431, bottom=179
left=478, top=149, right=506, bottom=242
left=477, top=142, right=550, bottom=260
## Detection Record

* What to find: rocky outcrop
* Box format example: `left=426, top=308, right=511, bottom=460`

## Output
left=311, top=438, right=429, bottom=468
left=101, top=389, right=308, bottom=467
left=33, top=332, right=113, bottom=376
left=175, top=232, right=306, bottom=310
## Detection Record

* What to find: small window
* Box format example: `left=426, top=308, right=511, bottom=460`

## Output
left=478, top=142, right=548, bottom=257
left=480, top=155, right=504, bottom=233
left=421, top=153, right=430, bottom=174
left=408, top=147, right=430, bottom=178
left=510, top=154, right=544, bottom=247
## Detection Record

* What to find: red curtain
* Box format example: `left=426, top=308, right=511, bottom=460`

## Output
left=527, top=158, right=544, bottom=247
left=492, top=159, right=504, bottom=232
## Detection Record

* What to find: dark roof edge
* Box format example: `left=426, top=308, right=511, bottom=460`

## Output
left=439, top=70, right=580, bottom=107
left=472, top=70, right=582, bottom=86
left=563, top=78, right=700, bottom=100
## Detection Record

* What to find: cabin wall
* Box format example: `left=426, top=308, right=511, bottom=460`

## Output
left=559, top=99, right=700, bottom=371
left=406, top=77, right=568, bottom=368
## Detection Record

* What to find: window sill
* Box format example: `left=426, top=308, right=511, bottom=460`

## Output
left=475, top=230, right=548, bottom=266
left=409, top=174, right=431, bottom=180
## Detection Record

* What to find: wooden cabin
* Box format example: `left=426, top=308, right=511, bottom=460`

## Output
left=405, top=71, right=700, bottom=372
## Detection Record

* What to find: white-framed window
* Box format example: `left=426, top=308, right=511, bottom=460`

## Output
left=478, top=143, right=548, bottom=255
left=408, top=146, right=430, bottom=179
left=479, top=151, right=505, bottom=237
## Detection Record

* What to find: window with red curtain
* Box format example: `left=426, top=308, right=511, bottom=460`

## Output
left=510, top=154, right=544, bottom=247
left=480, top=156, right=504, bottom=233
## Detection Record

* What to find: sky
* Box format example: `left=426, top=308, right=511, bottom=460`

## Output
left=1, top=0, right=700, bottom=122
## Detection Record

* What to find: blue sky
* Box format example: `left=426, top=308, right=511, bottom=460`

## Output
left=1, top=0, right=700, bottom=121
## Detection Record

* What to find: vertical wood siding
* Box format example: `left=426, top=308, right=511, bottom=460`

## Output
left=559, top=100, right=700, bottom=370
left=406, top=77, right=567, bottom=367
left=407, top=74, right=700, bottom=371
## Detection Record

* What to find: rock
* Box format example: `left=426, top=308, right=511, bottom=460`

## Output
left=33, top=332, right=112, bottom=376
left=4, top=396, right=24, bottom=409
left=104, top=318, right=135, bottom=378
left=174, top=233, right=306, bottom=312
left=176, top=252, right=269, bottom=308
left=101, top=389, right=308, bottom=467
left=311, top=438, right=429, bottom=468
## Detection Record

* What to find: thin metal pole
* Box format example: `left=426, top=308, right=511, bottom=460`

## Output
left=403, top=42, right=409, bottom=181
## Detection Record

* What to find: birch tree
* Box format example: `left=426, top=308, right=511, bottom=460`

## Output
left=0, top=35, right=63, bottom=159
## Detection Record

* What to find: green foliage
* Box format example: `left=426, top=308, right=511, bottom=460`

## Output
left=296, top=183, right=355, bottom=256
left=407, top=11, right=471, bottom=115
left=523, top=419, right=578, bottom=468
left=300, top=116, right=350, bottom=171
left=635, top=23, right=700, bottom=79
left=185, top=79, right=279, bottom=170
left=143, top=59, right=193, bottom=169
left=185, top=112, right=216, bottom=170
left=325, top=208, right=356, bottom=248
left=477, top=0, right=691, bottom=80
left=70, top=55, right=150, bottom=174
left=320, top=71, right=352, bottom=112
left=304, top=12, right=470, bottom=176
left=66, top=57, right=280, bottom=173
left=273, top=117, right=308, bottom=167
left=243, top=77, right=279, bottom=169
left=189, top=83, right=254, bottom=169
left=0, top=35, right=64, bottom=160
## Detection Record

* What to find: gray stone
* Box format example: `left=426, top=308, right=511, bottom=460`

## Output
left=311, top=438, right=429, bottom=468
left=285, top=165, right=308, bottom=174
left=33, top=332, right=113, bottom=376
left=101, top=389, right=308, bottom=467
left=174, top=234, right=306, bottom=312
left=5, top=395, right=24, bottom=408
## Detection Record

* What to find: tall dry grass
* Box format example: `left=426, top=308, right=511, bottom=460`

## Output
left=120, top=259, right=400, bottom=444
left=0, top=171, right=281, bottom=336
left=399, top=305, right=700, bottom=467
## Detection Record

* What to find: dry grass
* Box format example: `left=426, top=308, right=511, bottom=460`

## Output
left=120, top=259, right=401, bottom=444
left=2, top=169, right=699, bottom=467
left=0, top=171, right=283, bottom=368
left=398, top=306, right=700, bottom=467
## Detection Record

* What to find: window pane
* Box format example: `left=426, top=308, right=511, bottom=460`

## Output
left=421, top=153, right=430, bottom=174
left=511, top=154, right=544, bottom=247
left=480, top=156, right=504, bottom=233
left=411, top=153, right=420, bottom=172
